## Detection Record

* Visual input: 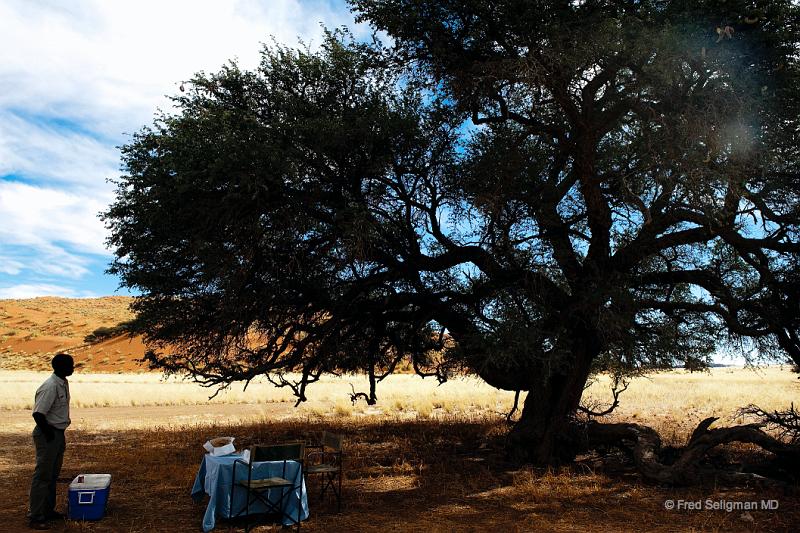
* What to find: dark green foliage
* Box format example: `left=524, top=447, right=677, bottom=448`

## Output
left=105, top=32, right=460, bottom=399
left=105, top=2, right=800, bottom=452
left=347, top=0, right=800, bottom=380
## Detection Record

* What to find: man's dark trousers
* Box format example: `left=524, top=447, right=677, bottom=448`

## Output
left=29, top=426, right=65, bottom=521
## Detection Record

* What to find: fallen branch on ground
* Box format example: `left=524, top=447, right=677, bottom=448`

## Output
left=585, top=416, right=800, bottom=485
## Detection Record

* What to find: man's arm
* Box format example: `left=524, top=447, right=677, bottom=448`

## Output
left=32, top=385, right=56, bottom=442
left=32, top=412, right=55, bottom=442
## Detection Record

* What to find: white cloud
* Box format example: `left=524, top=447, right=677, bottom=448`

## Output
left=0, top=257, right=25, bottom=275
left=0, top=0, right=361, bottom=297
left=0, top=111, right=120, bottom=188
left=0, top=0, right=363, bottom=137
left=0, top=283, right=97, bottom=299
left=0, top=181, right=109, bottom=255
left=0, top=181, right=109, bottom=282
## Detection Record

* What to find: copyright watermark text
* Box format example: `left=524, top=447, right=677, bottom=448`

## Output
left=664, top=499, right=779, bottom=512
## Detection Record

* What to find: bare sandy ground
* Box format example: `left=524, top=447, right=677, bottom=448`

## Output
left=1, top=402, right=297, bottom=434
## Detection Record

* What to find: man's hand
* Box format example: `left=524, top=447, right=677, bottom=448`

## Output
left=32, top=412, right=55, bottom=441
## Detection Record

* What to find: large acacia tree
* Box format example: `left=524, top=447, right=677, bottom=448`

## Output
left=106, top=0, right=800, bottom=471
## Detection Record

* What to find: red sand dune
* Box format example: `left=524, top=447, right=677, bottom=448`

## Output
left=0, top=297, right=149, bottom=372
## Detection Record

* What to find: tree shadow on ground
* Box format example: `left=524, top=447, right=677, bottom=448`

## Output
left=0, top=418, right=798, bottom=532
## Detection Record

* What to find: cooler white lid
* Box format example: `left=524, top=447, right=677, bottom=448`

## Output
left=70, top=474, right=111, bottom=490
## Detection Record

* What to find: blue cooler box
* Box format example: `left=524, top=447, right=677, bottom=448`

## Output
left=68, top=474, right=111, bottom=520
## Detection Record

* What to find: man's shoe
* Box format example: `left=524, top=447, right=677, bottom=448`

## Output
left=28, top=520, right=49, bottom=530
left=45, top=511, right=65, bottom=520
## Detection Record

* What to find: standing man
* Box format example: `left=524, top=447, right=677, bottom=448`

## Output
left=28, top=353, right=73, bottom=530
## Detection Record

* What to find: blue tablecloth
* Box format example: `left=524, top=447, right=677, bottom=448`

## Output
left=191, top=454, right=309, bottom=532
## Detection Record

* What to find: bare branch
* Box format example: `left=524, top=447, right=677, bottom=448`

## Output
left=738, top=403, right=800, bottom=445
left=506, top=390, right=521, bottom=423
left=578, top=375, right=629, bottom=417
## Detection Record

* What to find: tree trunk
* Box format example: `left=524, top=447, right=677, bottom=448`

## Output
left=508, top=344, right=595, bottom=464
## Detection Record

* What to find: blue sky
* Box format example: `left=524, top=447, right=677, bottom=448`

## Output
left=0, top=0, right=359, bottom=298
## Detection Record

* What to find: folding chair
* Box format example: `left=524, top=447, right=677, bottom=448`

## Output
left=304, top=431, right=344, bottom=511
left=230, top=441, right=305, bottom=532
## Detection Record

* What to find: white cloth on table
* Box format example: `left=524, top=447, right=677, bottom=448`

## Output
left=191, top=453, right=309, bottom=532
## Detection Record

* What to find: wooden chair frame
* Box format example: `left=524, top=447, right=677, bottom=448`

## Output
left=230, top=441, right=305, bottom=532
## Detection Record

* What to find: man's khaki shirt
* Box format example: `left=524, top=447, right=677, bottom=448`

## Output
left=33, top=373, right=71, bottom=429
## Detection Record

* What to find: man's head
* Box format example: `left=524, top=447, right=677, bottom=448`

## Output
left=52, top=353, right=74, bottom=378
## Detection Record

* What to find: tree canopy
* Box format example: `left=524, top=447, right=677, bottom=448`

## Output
left=105, top=0, right=800, bottom=463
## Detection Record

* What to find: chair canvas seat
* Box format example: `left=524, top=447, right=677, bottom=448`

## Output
left=305, top=464, right=338, bottom=474
left=237, top=476, right=292, bottom=489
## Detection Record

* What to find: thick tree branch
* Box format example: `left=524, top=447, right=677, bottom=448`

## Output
left=587, top=417, right=800, bottom=485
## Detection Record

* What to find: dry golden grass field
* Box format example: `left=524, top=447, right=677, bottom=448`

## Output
left=1, top=298, right=799, bottom=531
left=0, top=368, right=798, bottom=532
